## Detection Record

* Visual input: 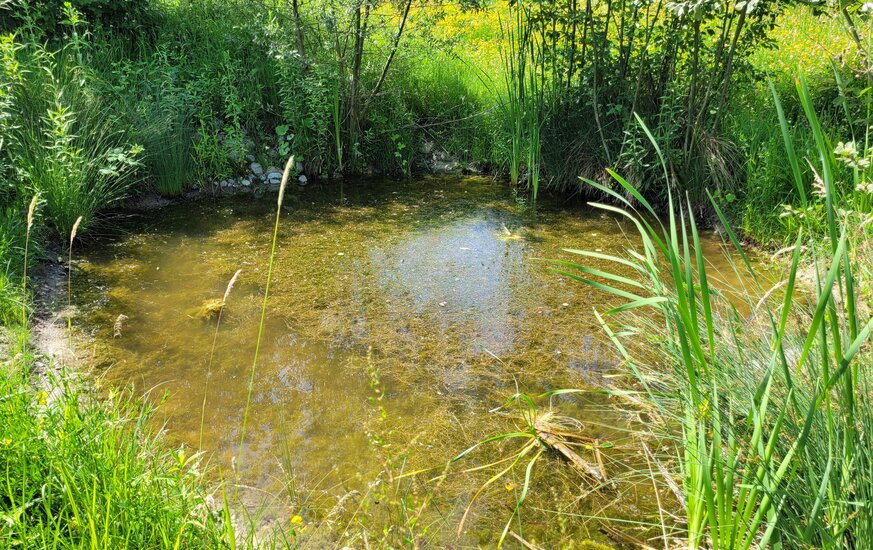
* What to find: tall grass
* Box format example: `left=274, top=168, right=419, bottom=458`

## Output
left=0, top=208, right=29, bottom=327
left=141, top=113, right=194, bottom=196
left=199, top=268, right=241, bottom=450
left=66, top=216, right=81, bottom=351
left=496, top=4, right=550, bottom=204
left=19, top=195, right=37, bottom=326
left=557, top=94, right=871, bottom=547
left=0, top=185, right=234, bottom=549
left=238, top=156, right=292, bottom=471
left=498, top=8, right=526, bottom=190
left=0, top=352, right=227, bottom=548
left=0, top=23, right=141, bottom=238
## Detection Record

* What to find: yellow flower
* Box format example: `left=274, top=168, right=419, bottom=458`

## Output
left=291, top=515, right=304, bottom=526
left=2, top=438, right=11, bottom=446
left=504, top=483, right=514, bottom=491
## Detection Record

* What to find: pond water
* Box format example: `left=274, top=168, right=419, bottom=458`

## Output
left=72, top=176, right=753, bottom=546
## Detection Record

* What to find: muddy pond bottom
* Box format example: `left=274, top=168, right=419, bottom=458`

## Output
left=73, top=176, right=747, bottom=546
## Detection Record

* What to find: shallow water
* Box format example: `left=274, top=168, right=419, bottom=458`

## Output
left=73, top=176, right=756, bottom=545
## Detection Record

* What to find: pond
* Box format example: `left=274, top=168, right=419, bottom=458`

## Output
left=71, top=176, right=750, bottom=546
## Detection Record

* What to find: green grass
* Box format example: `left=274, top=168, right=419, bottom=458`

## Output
left=3, top=0, right=864, bottom=245
left=140, top=112, right=194, bottom=196
left=1, top=29, right=141, bottom=238
left=0, top=210, right=30, bottom=326
left=556, top=96, right=872, bottom=547
left=0, top=0, right=870, bottom=546
left=0, top=334, right=229, bottom=548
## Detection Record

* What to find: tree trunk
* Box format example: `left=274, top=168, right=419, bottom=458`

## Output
left=346, top=0, right=370, bottom=162
left=567, top=0, right=578, bottom=92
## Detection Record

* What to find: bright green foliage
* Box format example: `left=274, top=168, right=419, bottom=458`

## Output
left=0, top=0, right=157, bottom=36
left=0, top=348, right=227, bottom=548
left=559, top=103, right=872, bottom=547
left=0, top=210, right=30, bottom=326
left=0, top=12, right=141, bottom=238
left=0, top=0, right=869, bottom=244
left=0, top=0, right=870, bottom=544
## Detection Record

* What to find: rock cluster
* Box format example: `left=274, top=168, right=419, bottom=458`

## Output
left=210, top=159, right=311, bottom=196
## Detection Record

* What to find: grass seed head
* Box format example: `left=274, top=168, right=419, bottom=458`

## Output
left=278, top=155, right=294, bottom=207
left=27, top=195, right=38, bottom=230
left=70, top=216, right=83, bottom=244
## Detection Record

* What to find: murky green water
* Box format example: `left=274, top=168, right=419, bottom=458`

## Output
left=73, top=177, right=753, bottom=546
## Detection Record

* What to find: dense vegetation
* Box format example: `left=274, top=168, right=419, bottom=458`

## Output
left=561, top=106, right=873, bottom=548
left=0, top=0, right=871, bottom=547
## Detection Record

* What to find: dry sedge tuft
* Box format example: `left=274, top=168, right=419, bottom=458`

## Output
left=26, top=195, right=37, bottom=230
left=278, top=155, right=294, bottom=207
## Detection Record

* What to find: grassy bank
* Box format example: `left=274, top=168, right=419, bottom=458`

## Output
left=560, top=90, right=872, bottom=546
left=0, top=1, right=869, bottom=246
left=0, top=326, right=233, bottom=547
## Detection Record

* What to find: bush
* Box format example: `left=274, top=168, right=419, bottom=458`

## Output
left=1, top=0, right=157, bottom=36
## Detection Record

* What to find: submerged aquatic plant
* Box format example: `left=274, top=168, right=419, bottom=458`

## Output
left=452, top=387, right=612, bottom=547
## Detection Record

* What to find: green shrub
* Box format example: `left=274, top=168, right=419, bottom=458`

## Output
left=2, top=0, right=157, bottom=35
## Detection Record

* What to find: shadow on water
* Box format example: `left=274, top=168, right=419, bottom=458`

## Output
left=71, top=176, right=757, bottom=545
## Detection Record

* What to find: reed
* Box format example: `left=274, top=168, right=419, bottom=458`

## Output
left=498, top=9, right=526, bottom=189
